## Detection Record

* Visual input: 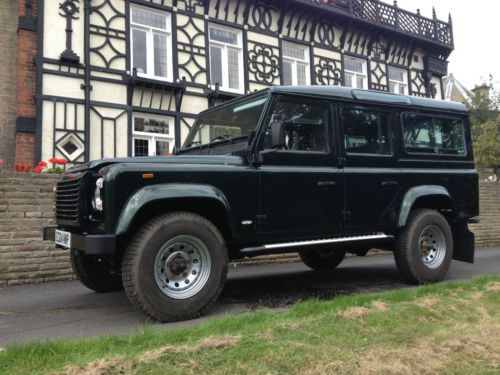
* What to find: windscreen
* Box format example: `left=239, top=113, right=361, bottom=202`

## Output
left=182, top=94, right=268, bottom=149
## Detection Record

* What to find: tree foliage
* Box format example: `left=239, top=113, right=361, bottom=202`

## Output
left=468, top=76, right=500, bottom=174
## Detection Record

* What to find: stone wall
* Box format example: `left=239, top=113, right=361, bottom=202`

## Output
left=0, top=173, right=499, bottom=287
left=0, top=0, right=19, bottom=167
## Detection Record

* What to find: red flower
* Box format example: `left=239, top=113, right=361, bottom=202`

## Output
left=38, top=161, right=48, bottom=167
left=34, top=166, right=44, bottom=173
left=48, top=157, right=58, bottom=164
left=19, top=164, right=26, bottom=172
left=25, top=165, right=33, bottom=173
left=0, top=159, right=3, bottom=166
left=57, top=159, right=68, bottom=165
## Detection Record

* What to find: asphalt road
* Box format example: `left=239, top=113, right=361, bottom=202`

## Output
left=1, top=247, right=499, bottom=346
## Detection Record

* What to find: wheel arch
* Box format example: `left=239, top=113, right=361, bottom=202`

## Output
left=398, top=185, right=454, bottom=228
left=115, top=184, right=236, bottom=245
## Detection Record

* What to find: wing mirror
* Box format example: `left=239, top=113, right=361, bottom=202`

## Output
left=270, top=121, right=286, bottom=149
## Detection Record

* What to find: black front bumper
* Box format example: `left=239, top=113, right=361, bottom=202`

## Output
left=43, top=227, right=116, bottom=255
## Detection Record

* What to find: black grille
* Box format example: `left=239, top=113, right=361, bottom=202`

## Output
left=55, top=178, right=81, bottom=223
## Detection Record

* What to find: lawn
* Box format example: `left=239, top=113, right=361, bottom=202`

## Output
left=1, top=275, right=499, bottom=375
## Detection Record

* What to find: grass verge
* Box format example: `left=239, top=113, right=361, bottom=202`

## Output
left=1, top=275, right=499, bottom=375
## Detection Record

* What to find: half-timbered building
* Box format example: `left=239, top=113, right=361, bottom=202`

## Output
left=9, top=0, right=455, bottom=165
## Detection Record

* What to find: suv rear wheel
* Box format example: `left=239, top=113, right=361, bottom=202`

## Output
left=122, top=212, right=228, bottom=322
left=299, top=249, right=346, bottom=271
left=394, top=209, right=453, bottom=284
left=70, top=249, right=123, bottom=293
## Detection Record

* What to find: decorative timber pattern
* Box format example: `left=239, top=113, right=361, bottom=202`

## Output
left=38, top=0, right=454, bottom=163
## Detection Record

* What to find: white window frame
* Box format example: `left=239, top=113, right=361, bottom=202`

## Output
left=132, top=113, right=175, bottom=157
left=208, top=23, right=244, bottom=94
left=282, top=41, right=311, bottom=86
left=344, top=56, right=368, bottom=90
left=388, top=66, right=409, bottom=95
left=130, top=4, right=173, bottom=82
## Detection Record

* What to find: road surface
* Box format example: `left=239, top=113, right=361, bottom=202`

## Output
left=1, top=247, right=499, bottom=346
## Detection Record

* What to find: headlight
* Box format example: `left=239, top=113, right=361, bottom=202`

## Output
left=92, top=177, right=104, bottom=211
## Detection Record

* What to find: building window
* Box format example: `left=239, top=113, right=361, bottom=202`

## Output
left=133, top=114, right=174, bottom=156
left=344, top=56, right=368, bottom=89
left=388, top=67, right=409, bottom=95
left=282, top=42, right=310, bottom=86
left=208, top=24, right=244, bottom=93
left=130, top=5, right=173, bottom=81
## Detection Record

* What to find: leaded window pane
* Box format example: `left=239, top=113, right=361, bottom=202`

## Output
left=153, top=33, right=168, bottom=77
left=134, top=117, right=169, bottom=135
left=132, top=28, right=148, bottom=74
left=132, top=8, right=167, bottom=29
left=345, top=72, right=353, bottom=87
left=210, top=45, right=223, bottom=86
left=228, top=48, right=240, bottom=90
left=356, top=76, right=365, bottom=89
left=134, top=139, right=149, bottom=156
left=345, top=57, right=364, bottom=73
left=389, top=68, right=405, bottom=82
left=283, top=44, right=306, bottom=60
left=283, top=61, right=293, bottom=85
left=156, top=140, right=170, bottom=156
left=209, top=27, right=238, bottom=45
left=297, top=63, right=307, bottom=86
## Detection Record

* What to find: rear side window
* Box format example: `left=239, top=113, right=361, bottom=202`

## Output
left=342, top=108, right=392, bottom=155
left=403, top=114, right=466, bottom=156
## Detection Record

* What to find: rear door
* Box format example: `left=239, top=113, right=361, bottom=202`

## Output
left=339, top=104, right=400, bottom=231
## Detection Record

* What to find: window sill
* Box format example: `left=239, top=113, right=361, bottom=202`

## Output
left=126, top=73, right=186, bottom=92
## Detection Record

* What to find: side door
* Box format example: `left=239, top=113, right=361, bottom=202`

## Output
left=339, top=104, right=401, bottom=232
left=255, top=95, right=343, bottom=242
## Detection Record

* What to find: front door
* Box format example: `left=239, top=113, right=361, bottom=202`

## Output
left=339, top=104, right=400, bottom=231
left=256, top=95, right=342, bottom=242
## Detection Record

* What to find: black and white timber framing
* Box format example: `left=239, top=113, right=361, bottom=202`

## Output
left=35, top=0, right=454, bottom=163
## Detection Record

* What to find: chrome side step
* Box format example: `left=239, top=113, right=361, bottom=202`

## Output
left=240, top=233, right=394, bottom=255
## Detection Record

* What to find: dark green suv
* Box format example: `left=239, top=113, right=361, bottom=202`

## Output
left=44, top=86, right=479, bottom=322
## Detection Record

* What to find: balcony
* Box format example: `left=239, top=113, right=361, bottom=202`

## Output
left=306, top=0, right=454, bottom=49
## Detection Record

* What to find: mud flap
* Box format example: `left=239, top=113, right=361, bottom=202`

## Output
left=452, top=222, right=475, bottom=264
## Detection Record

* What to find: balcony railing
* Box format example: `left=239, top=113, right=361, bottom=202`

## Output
left=309, top=0, right=454, bottom=48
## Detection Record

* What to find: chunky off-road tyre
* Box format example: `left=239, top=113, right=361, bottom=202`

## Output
left=299, top=249, right=346, bottom=271
left=394, top=209, right=453, bottom=284
left=70, top=249, right=123, bottom=293
left=122, top=212, right=228, bottom=322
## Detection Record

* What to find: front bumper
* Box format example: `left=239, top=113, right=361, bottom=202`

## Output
left=43, top=227, right=116, bottom=255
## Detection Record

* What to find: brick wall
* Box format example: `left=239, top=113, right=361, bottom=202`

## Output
left=15, top=0, right=38, bottom=166
left=14, top=133, right=36, bottom=166
left=0, top=173, right=499, bottom=287
left=0, top=0, right=19, bottom=168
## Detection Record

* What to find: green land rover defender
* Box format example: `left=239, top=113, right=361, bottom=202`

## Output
left=45, top=86, right=479, bottom=322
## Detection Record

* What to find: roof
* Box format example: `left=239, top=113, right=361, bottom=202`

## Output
left=269, top=86, right=468, bottom=113
left=443, top=74, right=474, bottom=105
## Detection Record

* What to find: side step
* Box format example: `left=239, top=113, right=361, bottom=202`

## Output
left=240, top=233, right=394, bottom=255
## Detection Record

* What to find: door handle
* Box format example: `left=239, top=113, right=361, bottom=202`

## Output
left=317, top=180, right=336, bottom=187
left=381, top=180, right=398, bottom=186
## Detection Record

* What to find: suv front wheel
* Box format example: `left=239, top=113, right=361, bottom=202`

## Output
left=394, top=209, right=453, bottom=284
left=122, top=212, right=228, bottom=322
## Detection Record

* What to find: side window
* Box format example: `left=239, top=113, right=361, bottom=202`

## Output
left=262, top=98, right=329, bottom=153
left=342, top=107, right=392, bottom=155
left=403, top=114, right=466, bottom=155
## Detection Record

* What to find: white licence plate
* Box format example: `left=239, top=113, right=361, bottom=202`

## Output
left=55, top=230, right=71, bottom=248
